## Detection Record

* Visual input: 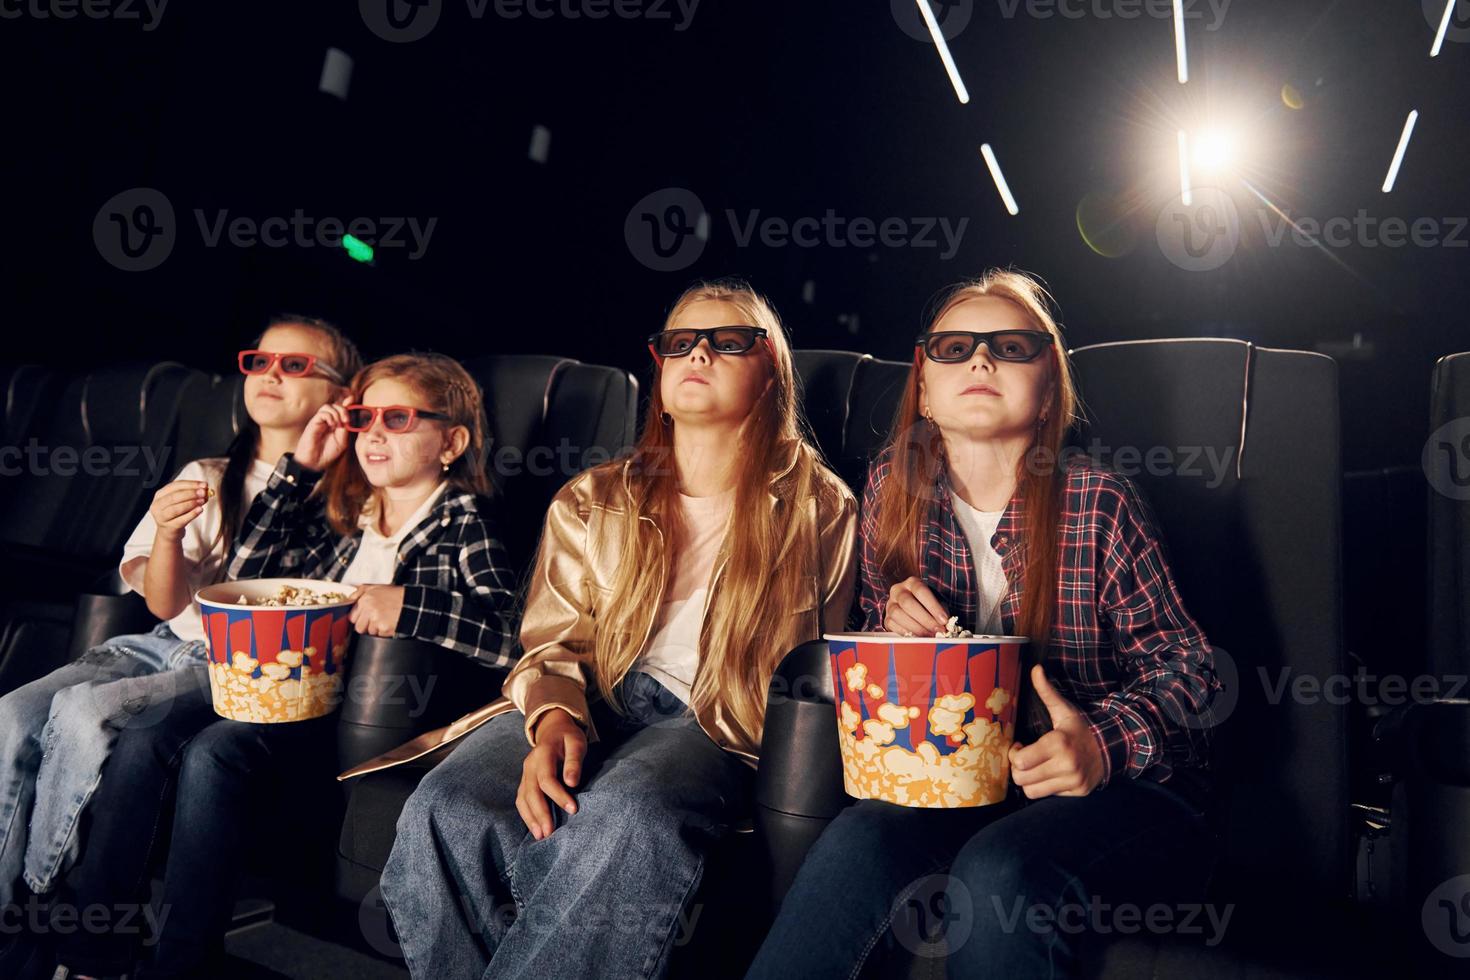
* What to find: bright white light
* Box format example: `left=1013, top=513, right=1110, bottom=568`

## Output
left=980, top=144, right=1019, bottom=216
left=1382, top=110, right=1418, bottom=193
left=1431, top=0, right=1455, bottom=57
left=1177, top=130, right=1192, bottom=206
left=1194, top=128, right=1238, bottom=174
left=1172, top=0, right=1189, bottom=83
left=916, top=0, right=970, bottom=104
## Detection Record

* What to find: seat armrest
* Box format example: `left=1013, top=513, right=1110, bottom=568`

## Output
left=1374, top=699, right=1470, bottom=786
left=336, top=634, right=505, bottom=773
left=755, top=640, right=851, bottom=908
left=66, top=571, right=157, bottom=663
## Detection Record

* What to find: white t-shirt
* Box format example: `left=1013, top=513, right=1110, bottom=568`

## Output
left=949, top=491, right=1009, bottom=635
left=341, top=483, right=448, bottom=587
left=634, top=489, right=733, bottom=705
left=119, top=457, right=276, bottom=644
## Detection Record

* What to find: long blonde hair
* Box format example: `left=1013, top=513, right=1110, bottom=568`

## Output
left=873, top=270, right=1080, bottom=690
left=593, top=280, right=834, bottom=746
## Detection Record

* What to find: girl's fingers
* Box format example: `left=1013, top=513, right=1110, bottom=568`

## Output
left=159, top=502, right=203, bottom=525
left=522, top=775, right=552, bottom=836
left=537, top=772, right=576, bottom=814
left=896, top=593, right=940, bottom=634
left=904, top=579, right=951, bottom=628
left=156, top=486, right=202, bottom=508
left=885, top=608, right=919, bottom=636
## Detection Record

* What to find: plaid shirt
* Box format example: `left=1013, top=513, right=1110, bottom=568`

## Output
left=227, top=455, right=518, bottom=669
left=858, top=449, right=1219, bottom=789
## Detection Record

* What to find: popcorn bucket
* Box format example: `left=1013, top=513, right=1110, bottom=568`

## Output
left=196, top=579, right=356, bottom=723
left=824, top=632, right=1028, bottom=808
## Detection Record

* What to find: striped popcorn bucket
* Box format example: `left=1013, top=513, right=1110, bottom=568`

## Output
left=196, top=579, right=356, bottom=723
left=824, top=632, right=1027, bottom=808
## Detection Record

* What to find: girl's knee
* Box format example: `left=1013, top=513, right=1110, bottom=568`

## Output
left=952, top=838, right=1064, bottom=911
left=44, top=682, right=113, bottom=737
left=180, top=722, right=254, bottom=779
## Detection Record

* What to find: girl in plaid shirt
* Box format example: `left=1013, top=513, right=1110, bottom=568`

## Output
left=50, top=353, right=517, bottom=979
left=749, top=270, right=1223, bottom=979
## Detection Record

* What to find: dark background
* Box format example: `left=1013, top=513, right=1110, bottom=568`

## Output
left=1, top=0, right=1467, bottom=469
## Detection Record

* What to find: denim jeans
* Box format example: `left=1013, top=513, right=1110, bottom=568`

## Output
left=745, top=776, right=1219, bottom=980
left=0, top=623, right=206, bottom=908
left=51, top=673, right=339, bottom=978
left=381, top=671, right=753, bottom=980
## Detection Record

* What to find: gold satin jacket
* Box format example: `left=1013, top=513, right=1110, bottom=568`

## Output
left=339, top=453, right=857, bottom=780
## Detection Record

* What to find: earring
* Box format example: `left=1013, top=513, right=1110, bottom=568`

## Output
left=660, top=411, right=673, bottom=426
left=1037, top=413, right=1049, bottom=426
left=441, top=460, right=451, bottom=472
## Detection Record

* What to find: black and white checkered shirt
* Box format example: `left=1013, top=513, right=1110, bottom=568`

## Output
left=227, top=455, right=518, bottom=669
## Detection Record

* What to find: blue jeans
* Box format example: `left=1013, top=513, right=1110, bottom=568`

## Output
left=381, top=671, right=753, bottom=980
left=0, top=623, right=206, bottom=907
left=746, top=776, right=1219, bottom=979
left=51, top=674, right=339, bottom=978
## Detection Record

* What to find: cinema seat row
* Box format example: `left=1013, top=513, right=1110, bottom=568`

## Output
left=1, top=342, right=1466, bottom=977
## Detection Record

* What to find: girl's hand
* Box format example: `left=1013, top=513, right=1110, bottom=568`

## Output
left=517, top=709, right=587, bottom=840
left=295, top=400, right=352, bottom=471
left=348, top=585, right=405, bottom=636
left=1008, top=666, right=1106, bottom=798
left=884, top=576, right=949, bottom=636
left=149, top=480, right=212, bottom=540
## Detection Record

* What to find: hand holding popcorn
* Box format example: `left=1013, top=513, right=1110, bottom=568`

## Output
left=149, top=480, right=213, bottom=539
left=349, top=585, right=405, bottom=637
left=1008, top=665, right=1105, bottom=799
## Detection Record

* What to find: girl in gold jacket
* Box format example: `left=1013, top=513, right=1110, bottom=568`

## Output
left=379, top=280, right=857, bottom=980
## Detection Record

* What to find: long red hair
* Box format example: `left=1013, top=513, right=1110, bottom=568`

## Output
left=871, top=270, right=1080, bottom=725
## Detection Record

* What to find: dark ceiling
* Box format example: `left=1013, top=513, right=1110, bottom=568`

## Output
left=2, top=0, right=1467, bottom=466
